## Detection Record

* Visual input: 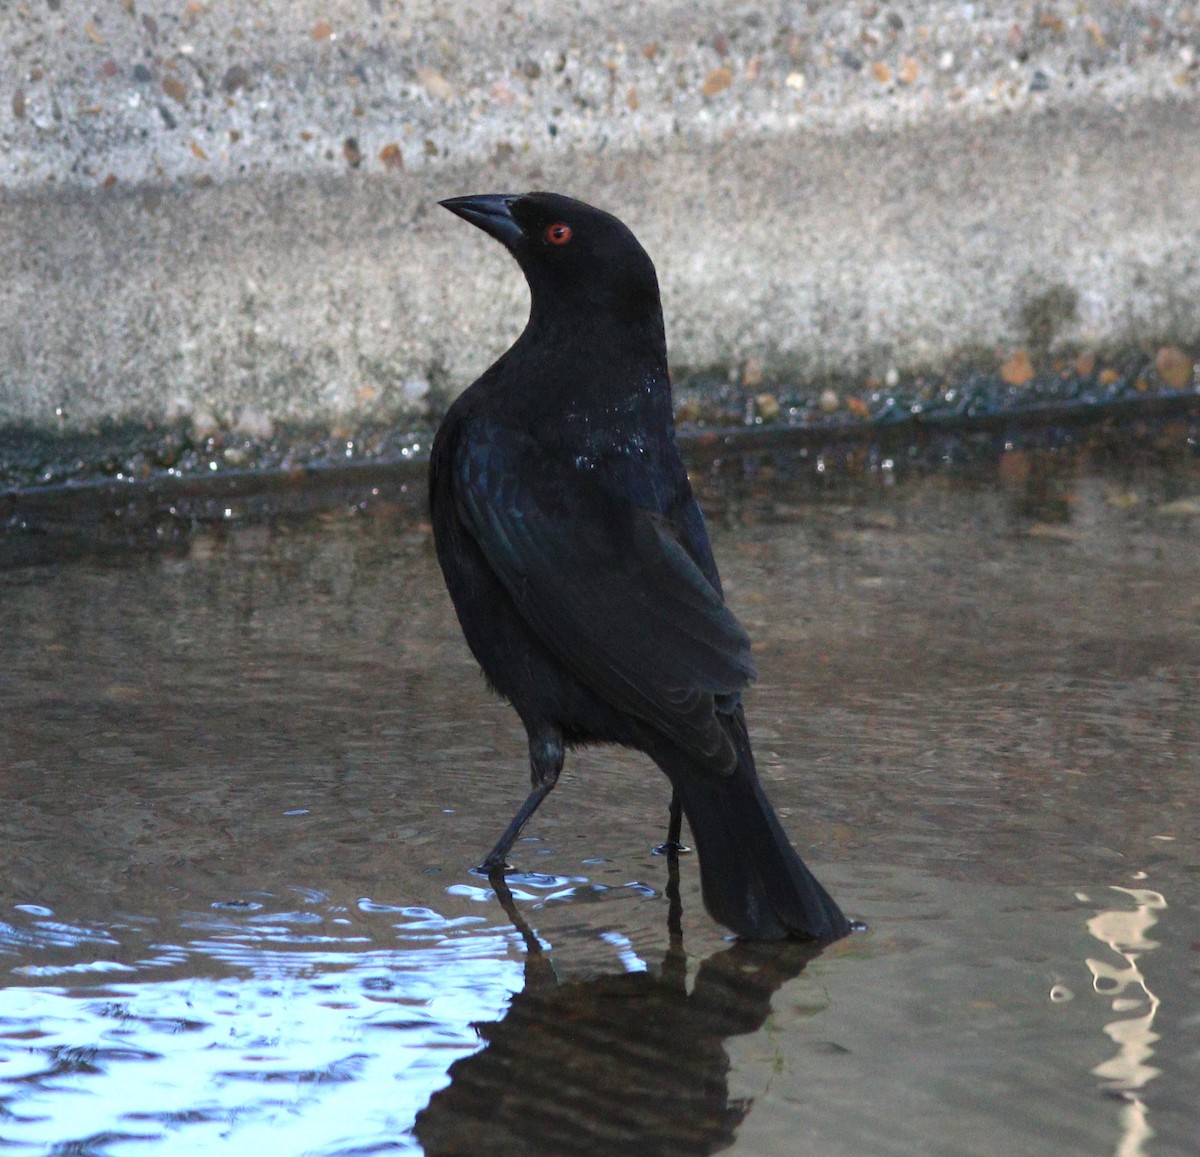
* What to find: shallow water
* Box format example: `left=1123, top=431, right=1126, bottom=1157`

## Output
left=1, top=454, right=1199, bottom=1155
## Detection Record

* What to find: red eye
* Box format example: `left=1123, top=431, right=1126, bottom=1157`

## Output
left=544, top=222, right=573, bottom=246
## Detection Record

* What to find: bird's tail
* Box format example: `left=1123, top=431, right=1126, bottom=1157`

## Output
left=658, top=709, right=850, bottom=942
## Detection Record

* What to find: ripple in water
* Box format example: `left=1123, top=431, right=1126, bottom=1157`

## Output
left=0, top=896, right=527, bottom=1156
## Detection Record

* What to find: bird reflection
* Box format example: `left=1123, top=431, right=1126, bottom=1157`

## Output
left=414, top=858, right=823, bottom=1156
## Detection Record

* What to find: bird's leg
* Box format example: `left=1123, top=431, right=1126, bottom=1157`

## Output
left=479, top=730, right=563, bottom=872
left=667, top=791, right=682, bottom=847
left=653, top=789, right=691, bottom=855
left=479, top=786, right=552, bottom=872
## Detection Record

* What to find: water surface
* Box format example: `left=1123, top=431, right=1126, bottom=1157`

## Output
left=1, top=454, right=1198, bottom=1155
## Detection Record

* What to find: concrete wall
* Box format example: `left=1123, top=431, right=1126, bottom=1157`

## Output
left=2, top=1, right=1198, bottom=436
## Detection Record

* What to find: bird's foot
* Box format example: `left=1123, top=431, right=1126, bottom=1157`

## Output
left=652, top=840, right=691, bottom=856
left=475, top=856, right=514, bottom=876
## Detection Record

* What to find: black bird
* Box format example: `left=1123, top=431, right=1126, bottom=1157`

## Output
left=430, top=191, right=848, bottom=941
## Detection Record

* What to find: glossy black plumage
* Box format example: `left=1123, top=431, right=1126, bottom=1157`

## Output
left=430, top=191, right=848, bottom=941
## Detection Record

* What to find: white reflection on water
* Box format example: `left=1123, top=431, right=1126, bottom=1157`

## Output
left=1084, top=880, right=1167, bottom=1157
left=0, top=903, right=527, bottom=1156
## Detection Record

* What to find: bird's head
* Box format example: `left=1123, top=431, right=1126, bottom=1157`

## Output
left=439, top=191, right=662, bottom=328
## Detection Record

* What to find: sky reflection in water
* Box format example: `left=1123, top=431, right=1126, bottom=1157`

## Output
left=1, top=893, right=525, bottom=1155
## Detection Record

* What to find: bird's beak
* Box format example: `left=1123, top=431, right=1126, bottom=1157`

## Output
left=439, top=194, right=524, bottom=249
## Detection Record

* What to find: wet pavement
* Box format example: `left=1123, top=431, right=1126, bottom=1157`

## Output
left=1, top=443, right=1199, bottom=1155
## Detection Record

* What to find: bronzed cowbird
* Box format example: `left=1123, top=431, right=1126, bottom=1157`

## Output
left=431, top=191, right=848, bottom=941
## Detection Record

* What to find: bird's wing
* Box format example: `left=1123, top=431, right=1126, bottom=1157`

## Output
left=454, top=426, right=755, bottom=770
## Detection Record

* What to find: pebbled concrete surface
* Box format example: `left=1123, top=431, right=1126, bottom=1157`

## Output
left=1, top=1, right=1198, bottom=439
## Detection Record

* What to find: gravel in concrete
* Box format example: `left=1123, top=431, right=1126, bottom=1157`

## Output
left=1, top=1, right=1197, bottom=436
